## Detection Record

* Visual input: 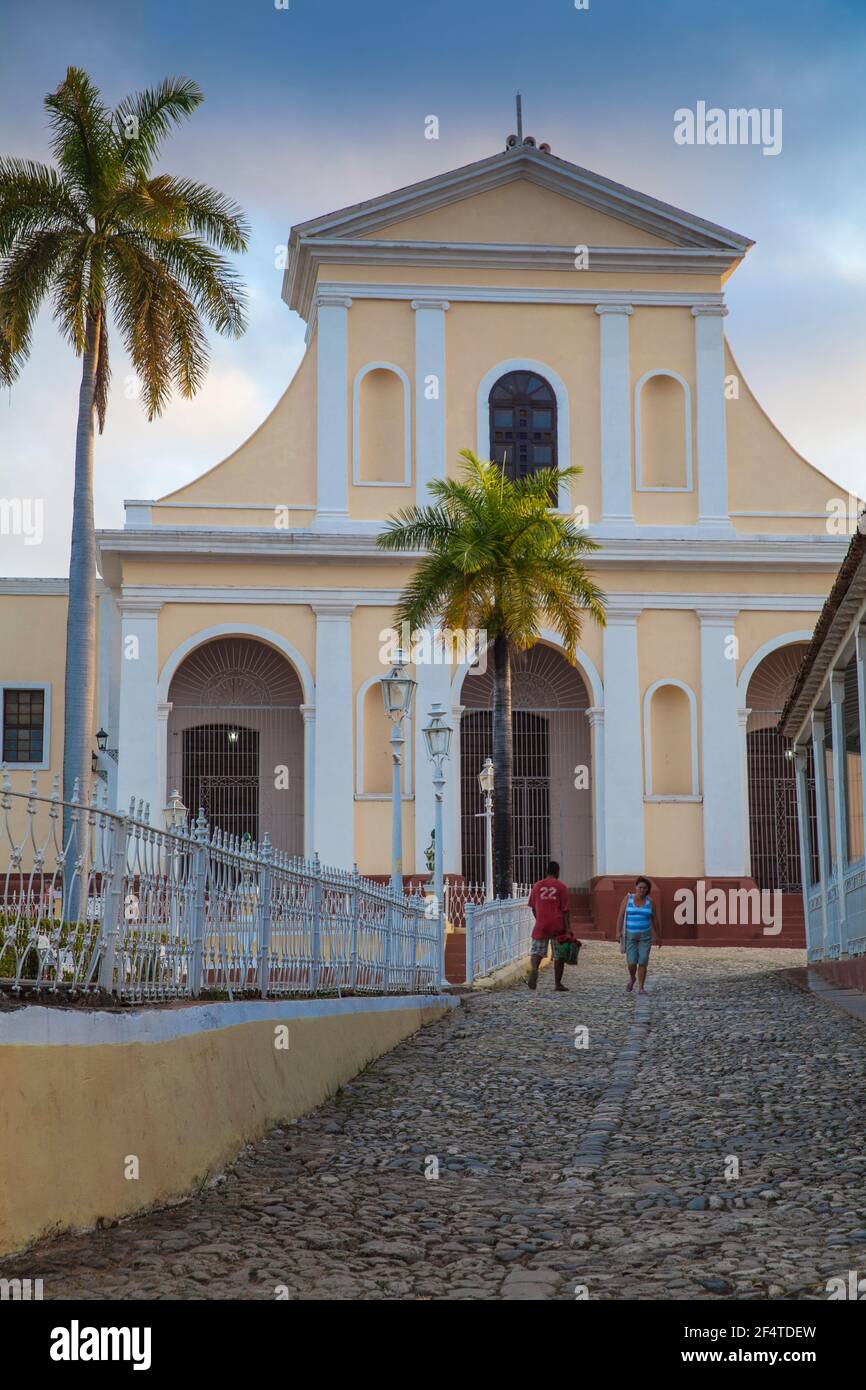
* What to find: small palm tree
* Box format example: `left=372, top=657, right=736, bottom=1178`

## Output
left=0, top=67, right=249, bottom=846
left=378, top=450, right=606, bottom=898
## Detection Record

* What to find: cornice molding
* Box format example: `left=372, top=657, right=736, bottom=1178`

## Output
left=95, top=527, right=849, bottom=586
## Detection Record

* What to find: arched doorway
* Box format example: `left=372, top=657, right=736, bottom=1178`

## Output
left=167, top=637, right=304, bottom=855
left=460, top=644, right=592, bottom=889
left=746, top=642, right=816, bottom=890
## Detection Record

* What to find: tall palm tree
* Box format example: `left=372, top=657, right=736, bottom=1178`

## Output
left=0, top=68, right=249, bottom=850
left=378, top=450, right=606, bottom=898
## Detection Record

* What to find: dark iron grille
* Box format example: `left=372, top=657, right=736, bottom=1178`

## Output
left=489, top=371, right=557, bottom=481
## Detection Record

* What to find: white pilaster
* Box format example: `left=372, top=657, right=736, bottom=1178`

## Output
left=586, top=706, right=606, bottom=876
left=315, top=294, right=352, bottom=527
left=737, top=706, right=752, bottom=877
left=156, top=700, right=172, bottom=820
left=412, top=299, right=448, bottom=504
left=595, top=303, right=634, bottom=533
left=602, top=610, right=644, bottom=873
left=312, top=603, right=355, bottom=867
left=698, top=610, right=747, bottom=875
left=300, top=703, right=316, bottom=861
left=414, top=656, right=456, bottom=874
left=115, top=601, right=162, bottom=821
left=692, top=305, right=734, bottom=535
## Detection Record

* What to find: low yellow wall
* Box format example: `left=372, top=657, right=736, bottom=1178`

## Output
left=0, top=995, right=455, bottom=1256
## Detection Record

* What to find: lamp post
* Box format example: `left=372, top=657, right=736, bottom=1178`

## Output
left=380, top=649, right=417, bottom=895
left=162, top=788, right=188, bottom=952
left=478, top=756, right=495, bottom=900
left=422, top=702, right=453, bottom=912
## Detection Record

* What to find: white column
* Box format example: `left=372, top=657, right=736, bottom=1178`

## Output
left=314, top=294, right=352, bottom=527
left=414, top=657, right=453, bottom=874
left=698, top=610, right=747, bottom=875
left=115, top=601, right=161, bottom=821
left=602, top=610, right=644, bottom=873
left=692, top=305, right=733, bottom=535
left=595, top=303, right=634, bottom=533
left=829, top=670, right=848, bottom=948
left=312, top=603, right=355, bottom=867
left=412, top=299, right=448, bottom=503
left=156, top=701, right=172, bottom=820
left=586, top=706, right=606, bottom=876
left=793, top=746, right=815, bottom=950
left=737, top=706, right=752, bottom=877
left=300, top=703, right=316, bottom=861
left=811, top=711, right=831, bottom=955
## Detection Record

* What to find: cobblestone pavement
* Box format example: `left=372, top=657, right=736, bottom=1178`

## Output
left=5, top=943, right=866, bottom=1301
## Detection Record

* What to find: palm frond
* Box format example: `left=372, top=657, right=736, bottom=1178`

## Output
left=114, top=77, right=204, bottom=178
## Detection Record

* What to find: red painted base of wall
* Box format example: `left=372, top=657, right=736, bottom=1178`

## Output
left=589, top=877, right=806, bottom=948
left=812, top=957, right=866, bottom=991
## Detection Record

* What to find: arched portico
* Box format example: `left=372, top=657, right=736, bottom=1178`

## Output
left=156, top=623, right=315, bottom=857
left=452, top=635, right=604, bottom=886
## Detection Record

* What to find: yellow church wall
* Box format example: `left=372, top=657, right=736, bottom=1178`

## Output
left=350, top=605, right=439, bottom=876
left=735, top=611, right=819, bottom=688
left=347, top=300, right=416, bottom=520
left=321, top=264, right=723, bottom=295
left=630, top=308, right=699, bottom=526
left=156, top=603, right=317, bottom=686
left=120, top=558, right=417, bottom=590
left=645, top=803, right=705, bottom=879
left=444, top=300, right=601, bottom=518
left=725, top=343, right=842, bottom=523
left=0, top=594, right=69, bottom=852
left=150, top=507, right=315, bottom=529
left=154, top=330, right=318, bottom=512
left=638, top=610, right=703, bottom=877
left=600, top=569, right=834, bottom=597
left=363, top=179, right=686, bottom=250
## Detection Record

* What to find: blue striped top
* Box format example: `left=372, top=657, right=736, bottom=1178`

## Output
left=625, top=894, right=653, bottom=933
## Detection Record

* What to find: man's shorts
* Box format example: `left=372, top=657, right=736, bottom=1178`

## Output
left=625, top=930, right=652, bottom=966
left=530, top=936, right=557, bottom=961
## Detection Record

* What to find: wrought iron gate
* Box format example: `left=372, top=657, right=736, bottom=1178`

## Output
left=747, top=720, right=818, bottom=891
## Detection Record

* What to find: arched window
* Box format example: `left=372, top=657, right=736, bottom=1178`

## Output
left=488, top=371, right=557, bottom=481
left=643, top=679, right=699, bottom=798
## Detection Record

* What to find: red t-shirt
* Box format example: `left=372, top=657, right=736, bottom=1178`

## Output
left=529, top=877, right=570, bottom=940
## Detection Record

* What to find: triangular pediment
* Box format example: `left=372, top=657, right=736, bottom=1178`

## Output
left=283, top=144, right=753, bottom=318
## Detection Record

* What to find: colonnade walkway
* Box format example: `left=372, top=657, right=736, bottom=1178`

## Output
left=4, top=944, right=866, bottom=1300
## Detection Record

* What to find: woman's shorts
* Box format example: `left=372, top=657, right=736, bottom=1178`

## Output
left=625, top=930, right=652, bottom=966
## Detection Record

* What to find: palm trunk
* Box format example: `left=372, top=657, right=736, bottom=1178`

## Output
left=62, top=314, right=100, bottom=912
left=491, top=633, right=513, bottom=899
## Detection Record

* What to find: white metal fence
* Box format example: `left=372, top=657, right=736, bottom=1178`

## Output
left=0, top=774, right=442, bottom=1000
left=464, top=895, right=533, bottom=982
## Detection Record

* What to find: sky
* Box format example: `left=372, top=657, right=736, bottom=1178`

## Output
left=1, top=0, right=865, bottom=575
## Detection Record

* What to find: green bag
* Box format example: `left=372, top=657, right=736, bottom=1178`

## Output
left=554, top=939, right=580, bottom=965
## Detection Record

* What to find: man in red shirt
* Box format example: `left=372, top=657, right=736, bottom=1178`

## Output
left=527, top=860, right=579, bottom=992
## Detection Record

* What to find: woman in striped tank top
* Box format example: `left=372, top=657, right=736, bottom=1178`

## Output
left=616, top=876, right=661, bottom=994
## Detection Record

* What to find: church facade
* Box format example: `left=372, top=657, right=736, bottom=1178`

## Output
left=0, top=137, right=852, bottom=936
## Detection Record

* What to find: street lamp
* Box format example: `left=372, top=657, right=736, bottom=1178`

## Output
left=163, top=788, right=188, bottom=831
left=380, top=649, right=416, bottom=894
left=422, top=701, right=453, bottom=913
left=478, top=756, right=495, bottom=900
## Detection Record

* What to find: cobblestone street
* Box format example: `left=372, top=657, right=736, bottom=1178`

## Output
left=5, top=944, right=866, bottom=1301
